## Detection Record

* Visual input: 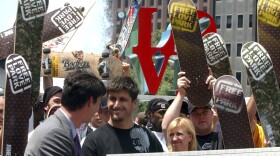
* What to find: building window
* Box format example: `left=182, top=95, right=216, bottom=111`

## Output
left=227, top=15, right=232, bottom=28
left=238, top=15, right=243, bottom=28
left=150, top=0, right=154, bottom=6
left=226, top=43, right=231, bottom=57
left=141, top=0, right=145, bottom=6
left=158, top=0, right=162, bottom=5
left=203, top=6, right=207, bottom=12
left=236, top=72, right=242, bottom=83
left=237, top=43, right=242, bottom=57
left=158, top=9, right=162, bottom=18
left=116, top=24, right=121, bottom=34
left=125, top=0, right=129, bottom=7
left=215, top=16, right=221, bottom=29
left=249, top=14, right=253, bottom=28
left=117, top=0, right=121, bottom=8
left=157, top=22, right=161, bottom=29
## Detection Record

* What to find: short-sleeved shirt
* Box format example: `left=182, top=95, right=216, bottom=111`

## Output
left=253, top=123, right=266, bottom=148
left=196, top=131, right=224, bottom=150
left=82, top=123, right=163, bottom=156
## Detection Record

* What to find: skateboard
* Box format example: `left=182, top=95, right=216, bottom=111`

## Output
left=106, top=0, right=141, bottom=59
left=42, top=48, right=52, bottom=75
left=241, top=41, right=280, bottom=147
left=42, top=2, right=84, bottom=43
left=0, top=60, right=5, bottom=89
left=0, top=3, right=84, bottom=60
left=2, top=54, right=32, bottom=156
left=202, top=32, right=232, bottom=78
left=14, top=0, right=48, bottom=108
left=213, top=75, right=254, bottom=149
left=257, top=0, right=280, bottom=84
left=41, top=51, right=122, bottom=79
left=168, top=0, right=212, bottom=107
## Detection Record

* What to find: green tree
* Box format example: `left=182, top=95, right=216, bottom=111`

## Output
left=157, top=65, right=175, bottom=95
left=151, top=29, right=176, bottom=96
left=152, top=29, right=164, bottom=46
left=138, top=101, right=148, bottom=113
left=136, top=29, right=177, bottom=112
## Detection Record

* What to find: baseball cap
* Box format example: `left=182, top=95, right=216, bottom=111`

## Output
left=42, top=86, right=62, bottom=107
left=100, top=95, right=108, bottom=110
left=188, top=101, right=212, bottom=114
left=146, top=98, right=170, bottom=113
left=167, top=98, right=190, bottom=116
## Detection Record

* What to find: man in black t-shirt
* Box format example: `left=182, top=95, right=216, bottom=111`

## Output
left=145, top=98, right=170, bottom=151
left=188, top=102, right=224, bottom=150
left=82, top=76, right=163, bottom=156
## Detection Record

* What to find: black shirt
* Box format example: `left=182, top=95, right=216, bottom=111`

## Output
left=82, top=123, right=163, bottom=156
left=196, top=131, right=224, bottom=150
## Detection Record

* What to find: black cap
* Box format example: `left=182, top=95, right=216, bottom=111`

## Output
left=168, top=98, right=190, bottom=116
left=42, top=86, right=62, bottom=107
left=188, top=102, right=212, bottom=114
left=146, top=98, right=170, bottom=114
left=100, top=96, right=108, bottom=110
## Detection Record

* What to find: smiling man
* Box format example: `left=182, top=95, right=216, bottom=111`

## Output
left=82, top=76, right=163, bottom=156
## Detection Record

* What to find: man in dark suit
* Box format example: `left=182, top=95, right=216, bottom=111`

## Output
left=25, top=70, right=106, bottom=156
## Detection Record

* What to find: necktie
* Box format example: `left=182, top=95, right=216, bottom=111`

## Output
left=74, top=134, right=83, bottom=156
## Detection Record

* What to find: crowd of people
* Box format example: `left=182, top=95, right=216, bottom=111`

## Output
left=0, top=66, right=268, bottom=155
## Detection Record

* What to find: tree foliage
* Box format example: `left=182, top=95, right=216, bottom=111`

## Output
left=157, top=65, right=175, bottom=95
left=137, top=29, right=177, bottom=112
left=152, top=29, right=165, bottom=46
left=152, top=29, right=176, bottom=96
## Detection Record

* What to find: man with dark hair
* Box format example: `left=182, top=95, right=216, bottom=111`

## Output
left=145, top=98, right=170, bottom=151
left=188, top=102, right=224, bottom=150
left=146, top=98, right=170, bottom=131
left=25, top=70, right=106, bottom=156
left=82, top=76, right=163, bottom=155
left=42, top=86, right=62, bottom=118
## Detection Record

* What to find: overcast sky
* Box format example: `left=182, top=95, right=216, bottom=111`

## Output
left=0, top=0, right=112, bottom=92
left=0, top=0, right=112, bottom=53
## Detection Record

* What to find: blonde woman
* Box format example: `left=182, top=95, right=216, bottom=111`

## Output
left=167, top=117, right=197, bottom=151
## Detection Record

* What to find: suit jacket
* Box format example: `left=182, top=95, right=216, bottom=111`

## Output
left=25, top=109, right=77, bottom=156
